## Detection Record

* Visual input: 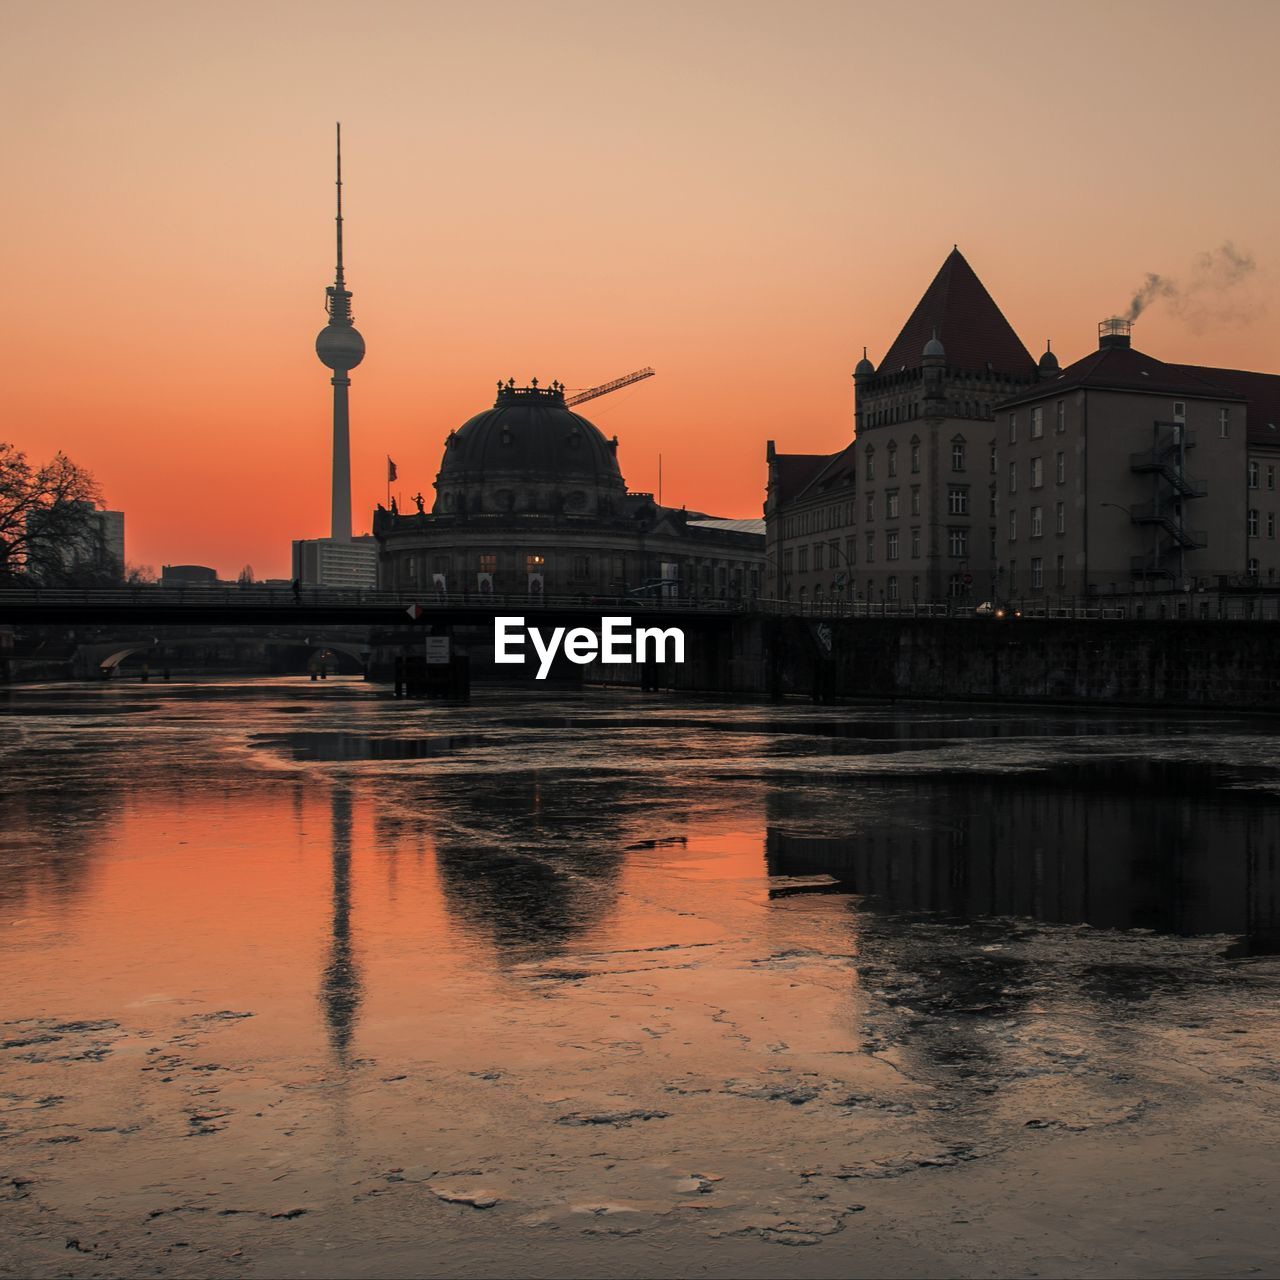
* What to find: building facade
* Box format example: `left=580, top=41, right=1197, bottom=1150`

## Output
left=292, top=536, right=378, bottom=589
left=375, top=381, right=764, bottom=599
left=766, top=249, right=1047, bottom=606
left=766, top=249, right=1280, bottom=606
left=995, top=321, right=1264, bottom=596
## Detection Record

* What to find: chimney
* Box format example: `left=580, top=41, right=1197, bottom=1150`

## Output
left=1098, top=317, right=1132, bottom=350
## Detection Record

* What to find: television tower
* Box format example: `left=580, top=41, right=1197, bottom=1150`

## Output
left=315, top=123, right=365, bottom=542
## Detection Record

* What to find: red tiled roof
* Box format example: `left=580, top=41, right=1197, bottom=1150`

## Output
left=999, top=344, right=1247, bottom=408
left=878, top=248, right=1037, bottom=377
left=1177, top=365, right=1280, bottom=447
left=771, top=453, right=832, bottom=504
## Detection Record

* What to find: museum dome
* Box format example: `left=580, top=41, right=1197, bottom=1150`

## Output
left=433, top=380, right=627, bottom=518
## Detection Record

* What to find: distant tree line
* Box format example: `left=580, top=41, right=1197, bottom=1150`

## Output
left=0, top=441, right=149, bottom=587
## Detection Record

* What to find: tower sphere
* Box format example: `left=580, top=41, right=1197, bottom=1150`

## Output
left=316, top=324, right=366, bottom=370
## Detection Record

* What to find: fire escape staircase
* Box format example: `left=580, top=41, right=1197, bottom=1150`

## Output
left=1128, top=424, right=1208, bottom=577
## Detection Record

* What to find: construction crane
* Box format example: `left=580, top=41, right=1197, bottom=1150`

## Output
left=565, top=367, right=654, bottom=408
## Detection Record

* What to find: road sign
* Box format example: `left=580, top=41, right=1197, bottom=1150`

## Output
left=406, top=603, right=425, bottom=621
left=425, top=636, right=451, bottom=665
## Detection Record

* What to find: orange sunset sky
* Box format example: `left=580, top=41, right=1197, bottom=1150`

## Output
left=6, top=0, right=1280, bottom=579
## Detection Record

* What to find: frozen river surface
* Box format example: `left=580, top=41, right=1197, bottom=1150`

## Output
left=2, top=680, right=1279, bottom=1278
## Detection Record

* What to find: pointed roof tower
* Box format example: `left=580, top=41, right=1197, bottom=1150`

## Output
left=878, top=248, right=1035, bottom=377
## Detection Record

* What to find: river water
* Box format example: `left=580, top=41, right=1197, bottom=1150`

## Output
left=2, top=680, right=1279, bottom=1278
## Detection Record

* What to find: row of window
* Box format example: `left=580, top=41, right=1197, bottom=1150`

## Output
left=1008, top=503, right=1068, bottom=540
left=1248, top=461, right=1278, bottom=489
left=1247, top=510, right=1277, bottom=538
left=1008, top=452, right=1067, bottom=492
left=1007, top=402, right=1068, bottom=443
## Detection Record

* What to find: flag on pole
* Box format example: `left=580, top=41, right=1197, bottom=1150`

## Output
left=387, top=457, right=398, bottom=482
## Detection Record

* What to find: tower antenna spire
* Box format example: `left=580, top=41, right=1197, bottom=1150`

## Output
left=335, top=121, right=345, bottom=289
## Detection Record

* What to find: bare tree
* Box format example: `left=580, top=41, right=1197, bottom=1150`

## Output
left=0, top=442, right=103, bottom=584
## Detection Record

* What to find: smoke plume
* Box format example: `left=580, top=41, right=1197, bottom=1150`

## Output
left=1123, top=242, right=1262, bottom=331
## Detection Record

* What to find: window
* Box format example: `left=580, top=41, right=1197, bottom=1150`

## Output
left=1008, top=413, right=1017, bottom=444
left=1056, top=401, right=1065, bottom=433
left=814, top=543, right=824, bottom=570
left=1247, top=557, right=1260, bottom=577
left=990, top=443, right=998, bottom=474
left=1031, top=407, right=1043, bottom=439
left=1030, top=457, right=1043, bottom=488
left=948, top=486, right=969, bottom=515
left=479, top=553, right=497, bottom=573
left=865, top=447, right=875, bottom=481
left=526, top=553, right=545, bottom=572
left=1269, top=513, right=1276, bottom=539
left=1056, top=501, right=1065, bottom=535
left=866, top=493, right=875, bottom=521
left=1009, top=462, right=1017, bottom=494
left=910, top=440, right=921, bottom=473
left=1008, top=510, right=1017, bottom=541
left=1220, top=408, right=1230, bottom=438
left=887, top=531, right=899, bottom=560
left=865, top=532, right=875, bottom=562
left=911, top=576, right=920, bottom=602
left=1269, top=465, right=1277, bottom=491
left=948, top=527, right=968, bottom=558
left=1030, top=505, right=1043, bottom=537
left=952, top=439, right=966, bottom=471
left=887, top=444, right=898, bottom=478
left=887, top=575, right=899, bottom=601
left=797, top=546, right=808, bottom=571
left=1056, top=451, right=1065, bottom=484
left=783, top=550, right=793, bottom=572
left=1174, top=402, right=1186, bottom=421
left=948, top=573, right=966, bottom=598
left=845, top=537, right=856, bottom=566
left=1031, top=557, right=1043, bottom=589
left=910, top=486, right=921, bottom=516
left=1248, top=509, right=1259, bottom=537
left=886, top=490, right=899, bottom=519
left=1056, top=554, right=1066, bottom=588
left=1249, top=460, right=1260, bottom=489
left=911, top=528, right=921, bottom=558
left=989, top=488, right=997, bottom=517
left=572, top=555, right=590, bottom=579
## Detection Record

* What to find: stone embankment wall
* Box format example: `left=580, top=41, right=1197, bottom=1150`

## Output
left=649, top=618, right=1280, bottom=710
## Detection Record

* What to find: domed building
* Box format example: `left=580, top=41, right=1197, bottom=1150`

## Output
left=374, top=380, right=764, bottom=600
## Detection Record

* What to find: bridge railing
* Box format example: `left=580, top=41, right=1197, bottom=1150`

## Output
left=0, top=586, right=756, bottom=613
left=3, top=587, right=1279, bottom=621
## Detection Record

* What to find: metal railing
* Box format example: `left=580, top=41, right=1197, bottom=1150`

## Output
left=3, top=586, right=1278, bottom=622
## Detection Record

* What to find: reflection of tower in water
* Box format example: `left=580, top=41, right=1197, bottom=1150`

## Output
left=320, top=785, right=362, bottom=1064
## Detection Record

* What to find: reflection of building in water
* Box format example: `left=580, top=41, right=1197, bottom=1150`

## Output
left=320, top=786, right=362, bottom=1063
left=430, top=774, right=633, bottom=956
left=766, top=766, right=1280, bottom=947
